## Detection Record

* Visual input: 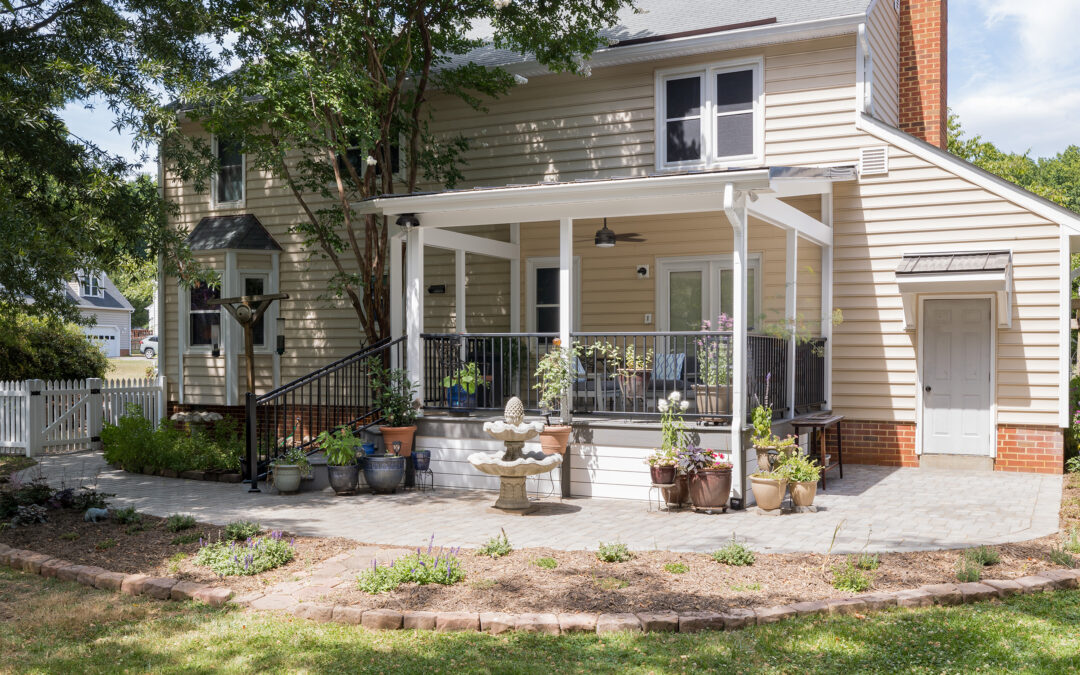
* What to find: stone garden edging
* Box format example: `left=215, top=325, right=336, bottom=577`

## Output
left=2, top=540, right=1077, bottom=634
left=109, top=463, right=243, bottom=483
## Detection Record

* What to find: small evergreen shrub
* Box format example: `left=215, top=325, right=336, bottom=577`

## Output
left=70, top=489, right=112, bottom=511
left=596, top=541, right=633, bottom=563
left=955, top=556, right=982, bottom=582
left=833, top=559, right=873, bottom=592
left=532, top=556, right=558, bottom=570
left=711, top=540, right=755, bottom=567
left=112, top=506, right=141, bottom=525
left=194, top=531, right=295, bottom=576
left=125, top=523, right=145, bottom=535
left=166, top=514, right=197, bottom=532
left=664, top=562, right=689, bottom=574
left=357, top=548, right=465, bottom=593
left=476, top=530, right=512, bottom=559
left=1064, top=527, right=1080, bottom=554
left=95, top=538, right=117, bottom=551
left=171, top=532, right=202, bottom=546
left=964, top=546, right=1000, bottom=567
left=224, top=520, right=261, bottom=541
left=1048, top=547, right=1077, bottom=568
left=853, top=553, right=880, bottom=571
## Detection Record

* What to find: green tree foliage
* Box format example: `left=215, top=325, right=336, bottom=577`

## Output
left=175, top=0, right=635, bottom=343
left=1, top=0, right=220, bottom=324
left=0, top=314, right=109, bottom=381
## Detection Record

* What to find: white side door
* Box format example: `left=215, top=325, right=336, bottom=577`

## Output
left=922, top=298, right=992, bottom=455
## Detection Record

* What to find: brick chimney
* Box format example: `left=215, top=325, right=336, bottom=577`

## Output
left=898, top=0, right=948, bottom=148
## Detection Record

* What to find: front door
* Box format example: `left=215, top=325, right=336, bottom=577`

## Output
left=922, top=298, right=992, bottom=455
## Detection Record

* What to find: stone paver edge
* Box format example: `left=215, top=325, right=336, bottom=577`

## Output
left=2, top=540, right=1078, bottom=634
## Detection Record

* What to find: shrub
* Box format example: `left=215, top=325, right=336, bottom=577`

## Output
left=357, top=548, right=465, bottom=593
left=112, top=506, right=141, bottom=525
left=955, top=556, right=982, bottom=582
left=0, top=314, right=108, bottom=381
left=102, top=406, right=243, bottom=475
left=95, top=538, right=117, bottom=551
left=70, top=488, right=112, bottom=511
left=853, top=553, right=880, bottom=571
left=711, top=539, right=755, bottom=567
left=195, top=532, right=295, bottom=576
left=964, top=546, right=1000, bottom=567
left=166, top=514, right=197, bottom=532
left=833, top=559, right=873, bottom=592
left=10, top=504, right=47, bottom=526
left=170, top=532, right=202, bottom=546
left=664, top=562, right=689, bottom=574
left=224, top=520, right=261, bottom=541
left=532, top=556, right=558, bottom=570
left=1066, top=455, right=1080, bottom=474
left=1064, top=527, right=1080, bottom=554
left=1048, top=547, right=1077, bottom=568
left=476, top=530, right=512, bottom=559
left=596, top=541, right=633, bottom=563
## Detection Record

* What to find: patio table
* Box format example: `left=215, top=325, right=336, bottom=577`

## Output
left=789, top=412, right=844, bottom=490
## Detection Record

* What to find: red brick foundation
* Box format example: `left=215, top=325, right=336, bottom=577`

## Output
left=822, top=419, right=1064, bottom=474
left=995, top=425, right=1064, bottom=475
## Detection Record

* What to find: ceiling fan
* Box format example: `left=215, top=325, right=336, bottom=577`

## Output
left=575, top=218, right=645, bottom=247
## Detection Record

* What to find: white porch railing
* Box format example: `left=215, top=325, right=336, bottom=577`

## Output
left=0, top=376, right=166, bottom=457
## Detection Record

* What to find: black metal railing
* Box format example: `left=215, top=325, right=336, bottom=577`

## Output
left=795, top=337, right=827, bottom=412
left=746, top=334, right=788, bottom=421
left=421, top=333, right=556, bottom=411
left=245, top=336, right=405, bottom=488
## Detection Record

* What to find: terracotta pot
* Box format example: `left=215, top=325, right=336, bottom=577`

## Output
left=379, top=425, right=416, bottom=458
left=662, top=474, right=689, bottom=507
left=688, top=468, right=732, bottom=512
left=790, top=480, right=818, bottom=507
left=539, top=425, right=571, bottom=455
left=649, top=464, right=676, bottom=485
left=693, top=384, right=731, bottom=416
left=615, top=369, right=651, bottom=400
left=749, top=474, right=788, bottom=511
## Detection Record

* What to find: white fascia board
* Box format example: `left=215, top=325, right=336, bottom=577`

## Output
left=747, top=196, right=832, bottom=246
left=422, top=228, right=519, bottom=260
left=855, top=112, right=1080, bottom=235
left=498, top=14, right=865, bottom=79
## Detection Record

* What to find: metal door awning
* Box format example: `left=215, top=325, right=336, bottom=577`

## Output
left=895, top=251, right=1013, bottom=329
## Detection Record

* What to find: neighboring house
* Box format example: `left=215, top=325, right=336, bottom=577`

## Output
left=67, top=272, right=135, bottom=357
left=160, top=0, right=1076, bottom=504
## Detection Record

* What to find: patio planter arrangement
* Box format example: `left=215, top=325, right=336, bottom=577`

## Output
left=317, top=426, right=362, bottom=496
left=363, top=455, right=406, bottom=494
left=532, top=339, right=576, bottom=455
left=371, top=362, right=419, bottom=458
left=270, top=448, right=312, bottom=494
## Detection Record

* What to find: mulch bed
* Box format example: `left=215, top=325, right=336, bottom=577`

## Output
left=0, top=508, right=356, bottom=594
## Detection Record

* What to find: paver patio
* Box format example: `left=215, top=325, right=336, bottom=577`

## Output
left=21, top=452, right=1062, bottom=554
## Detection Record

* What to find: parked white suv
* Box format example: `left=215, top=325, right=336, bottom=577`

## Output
left=139, top=335, right=158, bottom=359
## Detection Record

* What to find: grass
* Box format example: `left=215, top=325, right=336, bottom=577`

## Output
left=1, top=568, right=1079, bottom=673
left=0, top=456, right=36, bottom=481
left=956, top=556, right=983, bottom=583
left=730, top=582, right=763, bottom=592
left=106, top=357, right=154, bottom=380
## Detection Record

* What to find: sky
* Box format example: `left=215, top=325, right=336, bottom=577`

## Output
left=60, top=0, right=1079, bottom=171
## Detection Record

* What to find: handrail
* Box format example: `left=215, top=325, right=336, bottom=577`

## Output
left=256, top=336, right=400, bottom=403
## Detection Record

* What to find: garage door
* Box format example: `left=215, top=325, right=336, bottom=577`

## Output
left=85, top=327, right=120, bottom=357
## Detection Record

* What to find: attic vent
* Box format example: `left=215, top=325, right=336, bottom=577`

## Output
left=859, top=146, right=889, bottom=176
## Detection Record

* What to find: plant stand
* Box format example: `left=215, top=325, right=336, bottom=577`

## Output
left=414, top=468, right=434, bottom=493
left=647, top=483, right=677, bottom=513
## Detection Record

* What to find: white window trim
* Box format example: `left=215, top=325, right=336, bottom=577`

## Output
left=211, top=134, right=246, bottom=209
left=239, top=270, right=275, bottom=354
left=343, top=140, right=406, bottom=183
left=182, top=273, right=222, bottom=355
left=654, top=56, right=764, bottom=172
left=79, top=274, right=104, bottom=298
left=655, top=254, right=763, bottom=331
left=525, top=256, right=581, bottom=333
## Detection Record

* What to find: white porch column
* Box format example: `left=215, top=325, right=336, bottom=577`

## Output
left=405, top=226, right=425, bottom=401
left=558, top=217, right=574, bottom=415
left=724, top=184, right=748, bottom=496
left=821, top=193, right=834, bottom=410
left=785, top=229, right=798, bottom=418
left=455, top=248, right=466, bottom=333
left=510, top=223, right=521, bottom=333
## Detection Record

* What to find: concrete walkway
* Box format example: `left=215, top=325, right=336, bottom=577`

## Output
left=21, top=452, right=1062, bottom=554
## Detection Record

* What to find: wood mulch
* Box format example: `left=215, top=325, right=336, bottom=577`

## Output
left=0, top=508, right=355, bottom=594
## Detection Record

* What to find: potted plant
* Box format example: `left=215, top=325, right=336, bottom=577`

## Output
left=749, top=467, right=789, bottom=511
left=533, top=338, right=578, bottom=455
left=270, top=447, right=312, bottom=494
left=442, top=361, right=481, bottom=411
left=371, top=362, right=419, bottom=458
left=777, top=453, right=820, bottom=507
left=316, top=426, right=360, bottom=495
left=694, top=314, right=733, bottom=415
left=646, top=447, right=678, bottom=485
left=362, top=441, right=407, bottom=494
left=646, top=390, right=689, bottom=488
left=677, top=446, right=733, bottom=513
left=605, top=343, right=653, bottom=401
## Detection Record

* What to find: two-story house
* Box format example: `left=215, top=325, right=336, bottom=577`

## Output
left=68, top=272, right=135, bottom=357
left=159, top=0, right=1078, bottom=504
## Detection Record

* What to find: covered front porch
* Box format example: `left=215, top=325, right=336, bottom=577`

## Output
left=369, top=168, right=851, bottom=500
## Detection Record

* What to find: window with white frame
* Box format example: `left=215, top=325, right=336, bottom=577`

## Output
left=658, top=256, right=761, bottom=332
left=188, top=280, right=221, bottom=347
left=79, top=273, right=103, bottom=298
left=214, top=136, right=244, bottom=205
left=525, top=257, right=580, bottom=335
left=242, top=275, right=267, bottom=347
left=656, top=59, right=762, bottom=170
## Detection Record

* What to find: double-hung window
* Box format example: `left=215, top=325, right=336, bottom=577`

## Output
left=657, top=59, right=762, bottom=170
left=242, top=275, right=267, bottom=348
left=189, top=280, right=221, bottom=347
left=80, top=274, right=103, bottom=298
left=214, top=136, right=244, bottom=206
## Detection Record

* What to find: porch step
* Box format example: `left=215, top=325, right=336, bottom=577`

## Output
left=919, top=454, right=994, bottom=471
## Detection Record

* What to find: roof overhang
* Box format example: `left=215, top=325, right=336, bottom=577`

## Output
left=896, top=251, right=1013, bottom=330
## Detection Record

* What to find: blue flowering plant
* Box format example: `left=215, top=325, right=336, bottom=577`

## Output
left=356, top=534, right=466, bottom=593
left=194, top=530, right=295, bottom=576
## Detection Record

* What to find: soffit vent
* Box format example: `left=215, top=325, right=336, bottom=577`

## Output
left=859, top=146, right=889, bottom=176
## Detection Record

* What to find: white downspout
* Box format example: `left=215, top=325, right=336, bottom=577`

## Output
left=724, top=183, right=749, bottom=504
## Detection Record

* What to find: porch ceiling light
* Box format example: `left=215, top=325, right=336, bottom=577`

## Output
left=594, top=219, right=616, bottom=248
left=396, top=213, right=420, bottom=229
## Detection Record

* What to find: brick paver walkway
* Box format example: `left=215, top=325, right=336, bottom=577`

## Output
left=22, top=452, right=1062, bottom=555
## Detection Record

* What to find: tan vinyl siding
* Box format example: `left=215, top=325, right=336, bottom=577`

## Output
left=866, top=0, right=900, bottom=126
left=832, top=139, right=1062, bottom=426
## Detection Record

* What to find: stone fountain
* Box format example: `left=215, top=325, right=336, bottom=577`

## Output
left=470, top=397, right=562, bottom=513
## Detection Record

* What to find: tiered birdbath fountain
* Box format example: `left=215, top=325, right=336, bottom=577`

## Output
left=470, top=397, right=562, bottom=514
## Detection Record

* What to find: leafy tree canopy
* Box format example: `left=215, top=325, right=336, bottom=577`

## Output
left=1, top=0, right=221, bottom=324
left=174, top=0, right=635, bottom=343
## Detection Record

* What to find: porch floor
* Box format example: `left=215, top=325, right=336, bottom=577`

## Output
left=23, top=453, right=1061, bottom=554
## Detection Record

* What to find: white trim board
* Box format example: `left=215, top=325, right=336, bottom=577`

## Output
left=654, top=254, right=763, bottom=332
left=525, top=256, right=581, bottom=333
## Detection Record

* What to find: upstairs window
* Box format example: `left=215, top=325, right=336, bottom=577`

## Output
left=80, top=274, right=103, bottom=298
left=214, top=136, right=244, bottom=206
left=656, top=59, right=762, bottom=170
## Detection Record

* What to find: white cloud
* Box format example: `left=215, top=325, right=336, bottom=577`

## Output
left=978, top=0, right=1080, bottom=68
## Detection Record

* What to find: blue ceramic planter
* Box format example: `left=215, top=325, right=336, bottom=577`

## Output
left=361, top=442, right=376, bottom=456
left=446, top=385, right=477, bottom=411
left=363, top=455, right=405, bottom=494
left=412, top=449, right=431, bottom=472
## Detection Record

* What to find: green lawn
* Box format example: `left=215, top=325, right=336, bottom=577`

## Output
left=106, top=356, right=155, bottom=380
left=1, top=569, right=1079, bottom=673
left=0, top=455, right=35, bottom=481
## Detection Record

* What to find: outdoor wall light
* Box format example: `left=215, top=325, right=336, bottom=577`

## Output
left=211, top=322, right=221, bottom=358
left=276, top=316, right=286, bottom=355
left=396, top=213, right=420, bottom=228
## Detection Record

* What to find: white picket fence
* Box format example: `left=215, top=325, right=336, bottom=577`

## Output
left=0, top=377, right=166, bottom=457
